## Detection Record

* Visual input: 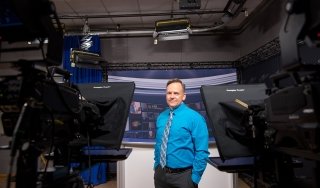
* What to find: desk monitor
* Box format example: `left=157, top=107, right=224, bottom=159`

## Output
left=76, top=82, right=135, bottom=149
left=201, top=84, right=268, bottom=161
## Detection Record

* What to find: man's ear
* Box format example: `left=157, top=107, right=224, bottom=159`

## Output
left=183, top=93, right=186, bottom=101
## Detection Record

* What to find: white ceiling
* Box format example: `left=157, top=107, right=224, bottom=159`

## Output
left=51, top=0, right=267, bottom=36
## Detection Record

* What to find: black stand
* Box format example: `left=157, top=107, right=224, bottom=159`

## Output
left=7, top=81, right=135, bottom=188
left=67, top=82, right=136, bottom=187
left=7, top=102, right=39, bottom=188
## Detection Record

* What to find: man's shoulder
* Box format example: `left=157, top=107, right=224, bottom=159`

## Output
left=158, top=108, right=169, bottom=117
left=183, top=105, right=200, bottom=114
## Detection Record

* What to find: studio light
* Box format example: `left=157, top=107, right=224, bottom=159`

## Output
left=153, top=18, right=192, bottom=43
left=69, top=19, right=106, bottom=69
left=70, top=48, right=105, bottom=69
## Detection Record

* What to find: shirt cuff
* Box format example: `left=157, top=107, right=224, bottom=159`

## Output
left=153, top=162, right=159, bottom=170
left=191, top=173, right=201, bottom=184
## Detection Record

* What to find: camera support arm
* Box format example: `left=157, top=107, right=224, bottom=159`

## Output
left=279, top=0, right=306, bottom=71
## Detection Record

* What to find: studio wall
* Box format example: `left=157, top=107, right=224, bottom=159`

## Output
left=100, top=35, right=241, bottom=63
left=238, top=0, right=286, bottom=57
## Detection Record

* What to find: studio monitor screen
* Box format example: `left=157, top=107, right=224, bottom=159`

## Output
left=76, top=82, right=135, bottom=149
left=201, top=84, right=268, bottom=161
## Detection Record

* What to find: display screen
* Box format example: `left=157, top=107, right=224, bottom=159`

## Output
left=201, top=83, right=268, bottom=160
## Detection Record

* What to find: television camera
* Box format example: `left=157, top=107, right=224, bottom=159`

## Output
left=201, top=0, right=320, bottom=187
left=0, top=0, right=134, bottom=188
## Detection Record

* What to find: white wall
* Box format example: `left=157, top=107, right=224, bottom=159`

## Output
left=117, top=143, right=234, bottom=188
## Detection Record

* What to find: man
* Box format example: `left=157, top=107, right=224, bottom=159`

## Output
left=154, top=78, right=209, bottom=188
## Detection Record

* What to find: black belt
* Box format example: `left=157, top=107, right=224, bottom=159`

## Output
left=163, top=166, right=192, bottom=174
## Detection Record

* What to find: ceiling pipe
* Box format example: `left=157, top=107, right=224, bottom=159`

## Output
left=69, top=27, right=226, bottom=36
left=65, top=30, right=153, bottom=36
left=59, top=10, right=225, bottom=20
left=62, top=6, right=238, bottom=37
left=64, top=23, right=226, bottom=37
left=60, top=0, right=256, bottom=37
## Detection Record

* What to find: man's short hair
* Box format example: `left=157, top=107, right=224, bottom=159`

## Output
left=166, top=78, right=186, bottom=92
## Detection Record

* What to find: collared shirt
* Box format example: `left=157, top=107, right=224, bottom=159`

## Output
left=154, top=102, right=210, bottom=184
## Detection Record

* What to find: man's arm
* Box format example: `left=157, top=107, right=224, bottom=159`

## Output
left=191, top=115, right=210, bottom=184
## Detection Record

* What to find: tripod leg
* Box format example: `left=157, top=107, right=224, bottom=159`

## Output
left=16, top=143, right=41, bottom=188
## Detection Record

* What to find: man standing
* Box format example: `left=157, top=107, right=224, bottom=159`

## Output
left=154, top=78, right=209, bottom=188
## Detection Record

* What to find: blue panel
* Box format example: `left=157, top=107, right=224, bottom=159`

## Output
left=80, top=163, right=107, bottom=186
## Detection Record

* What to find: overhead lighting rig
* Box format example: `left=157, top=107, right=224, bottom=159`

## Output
left=153, top=18, right=192, bottom=44
left=70, top=48, right=106, bottom=69
left=68, top=19, right=107, bottom=69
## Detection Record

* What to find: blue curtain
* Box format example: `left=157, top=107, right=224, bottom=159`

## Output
left=63, top=35, right=103, bottom=83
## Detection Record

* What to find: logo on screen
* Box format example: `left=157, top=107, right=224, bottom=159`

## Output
left=226, top=88, right=245, bottom=92
left=93, top=86, right=111, bottom=89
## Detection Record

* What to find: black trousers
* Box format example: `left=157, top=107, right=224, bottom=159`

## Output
left=154, top=166, right=198, bottom=188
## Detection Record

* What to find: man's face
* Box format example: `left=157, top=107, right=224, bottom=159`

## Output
left=166, top=82, right=186, bottom=109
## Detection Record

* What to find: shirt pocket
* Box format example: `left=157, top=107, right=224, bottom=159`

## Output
left=170, top=123, right=191, bottom=142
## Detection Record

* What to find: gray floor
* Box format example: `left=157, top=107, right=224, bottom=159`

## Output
left=0, top=133, right=250, bottom=188
left=0, top=176, right=251, bottom=188
left=0, top=177, right=117, bottom=188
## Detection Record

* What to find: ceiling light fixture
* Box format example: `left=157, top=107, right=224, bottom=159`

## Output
left=73, top=17, right=105, bottom=69
left=70, top=48, right=106, bottom=69
left=153, top=18, right=192, bottom=43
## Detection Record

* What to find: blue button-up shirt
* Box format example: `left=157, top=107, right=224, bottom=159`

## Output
left=154, top=102, right=209, bottom=184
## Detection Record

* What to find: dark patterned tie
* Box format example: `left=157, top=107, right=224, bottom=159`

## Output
left=160, top=110, right=173, bottom=168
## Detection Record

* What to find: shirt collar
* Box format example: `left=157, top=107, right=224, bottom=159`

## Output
left=169, top=102, right=185, bottom=114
